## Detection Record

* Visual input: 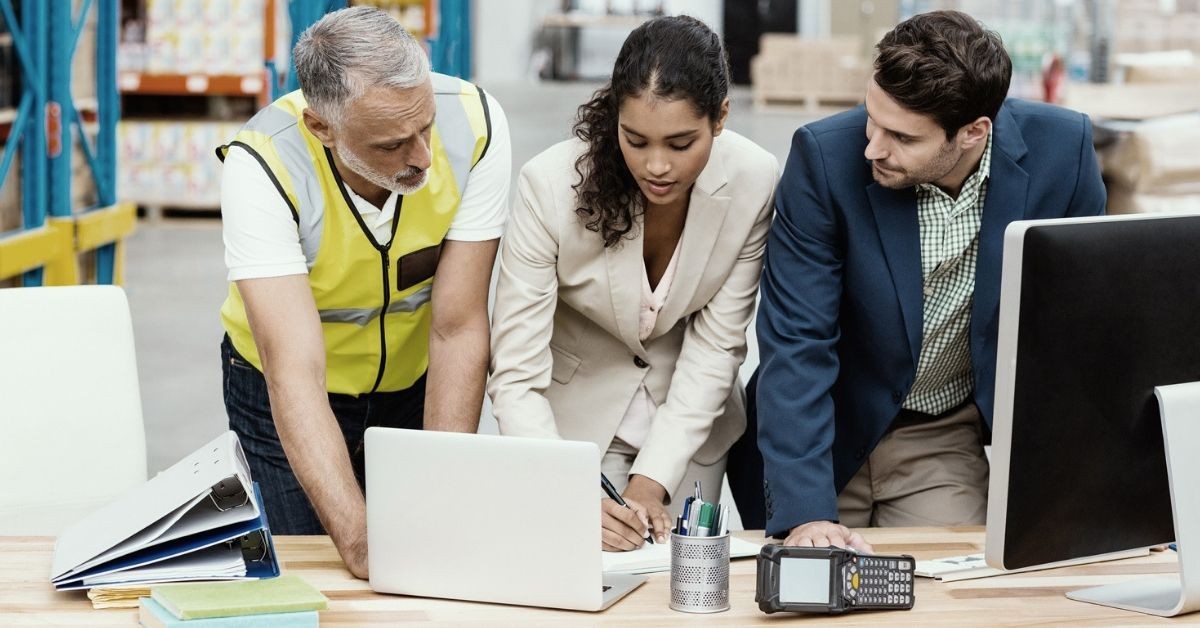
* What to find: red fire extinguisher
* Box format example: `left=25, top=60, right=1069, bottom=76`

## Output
left=1042, top=53, right=1065, bottom=104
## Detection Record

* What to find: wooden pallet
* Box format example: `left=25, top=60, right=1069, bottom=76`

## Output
left=753, top=94, right=863, bottom=114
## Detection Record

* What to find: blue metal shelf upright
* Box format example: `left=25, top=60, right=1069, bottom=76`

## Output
left=0, top=0, right=130, bottom=286
left=429, top=0, right=471, bottom=79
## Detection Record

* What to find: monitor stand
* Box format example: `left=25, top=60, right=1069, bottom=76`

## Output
left=1066, top=381, right=1200, bottom=617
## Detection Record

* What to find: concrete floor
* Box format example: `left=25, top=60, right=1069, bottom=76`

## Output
left=125, top=82, right=822, bottom=527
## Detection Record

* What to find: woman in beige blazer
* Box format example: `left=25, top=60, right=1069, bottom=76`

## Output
left=488, top=16, right=778, bottom=551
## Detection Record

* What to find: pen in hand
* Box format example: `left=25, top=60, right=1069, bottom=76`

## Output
left=600, top=473, right=654, bottom=545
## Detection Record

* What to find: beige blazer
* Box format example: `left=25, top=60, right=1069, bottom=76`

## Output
left=487, top=130, right=778, bottom=501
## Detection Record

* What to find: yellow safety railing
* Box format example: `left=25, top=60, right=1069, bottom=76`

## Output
left=0, top=202, right=137, bottom=284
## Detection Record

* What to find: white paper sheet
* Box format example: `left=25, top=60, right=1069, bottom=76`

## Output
left=915, top=547, right=1152, bottom=582
left=58, top=493, right=209, bottom=581
left=81, top=544, right=246, bottom=587
left=602, top=536, right=764, bottom=574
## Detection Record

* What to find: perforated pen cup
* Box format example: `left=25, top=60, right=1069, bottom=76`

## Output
left=669, top=531, right=730, bottom=613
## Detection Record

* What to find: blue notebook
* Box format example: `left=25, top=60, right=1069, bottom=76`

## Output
left=138, top=598, right=317, bottom=628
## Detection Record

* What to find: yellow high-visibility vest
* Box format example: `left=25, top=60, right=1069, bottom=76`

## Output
left=217, top=73, right=492, bottom=394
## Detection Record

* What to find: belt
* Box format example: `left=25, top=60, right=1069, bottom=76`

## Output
left=888, top=399, right=972, bottom=432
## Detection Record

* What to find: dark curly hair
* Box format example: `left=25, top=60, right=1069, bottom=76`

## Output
left=572, top=15, right=730, bottom=248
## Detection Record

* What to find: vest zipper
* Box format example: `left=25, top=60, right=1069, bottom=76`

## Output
left=323, top=146, right=404, bottom=395
left=370, top=252, right=391, bottom=394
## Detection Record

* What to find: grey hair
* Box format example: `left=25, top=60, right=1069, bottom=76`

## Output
left=293, top=6, right=431, bottom=123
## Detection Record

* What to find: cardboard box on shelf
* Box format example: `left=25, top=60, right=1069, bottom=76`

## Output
left=0, top=149, right=20, bottom=233
left=1062, top=81, right=1200, bottom=120
left=72, top=136, right=98, bottom=211
left=72, top=16, right=97, bottom=101
left=1115, top=0, right=1200, bottom=55
left=1124, top=63, right=1200, bottom=84
left=1106, top=187, right=1200, bottom=215
left=750, top=35, right=867, bottom=110
left=118, top=119, right=242, bottom=208
left=135, top=0, right=264, bottom=75
left=1099, top=115, right=1200, bottom=193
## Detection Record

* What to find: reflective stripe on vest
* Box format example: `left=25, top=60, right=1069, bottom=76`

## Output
left=317, top=284, right=434, bottom=326
left=216, top=73, right=491, bottom=394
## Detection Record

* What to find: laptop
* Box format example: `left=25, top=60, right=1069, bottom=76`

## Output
left=365, top=427, right=647, bottom=611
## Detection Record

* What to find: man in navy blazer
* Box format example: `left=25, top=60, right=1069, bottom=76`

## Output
left=733, top=11, right=1106, bottom=546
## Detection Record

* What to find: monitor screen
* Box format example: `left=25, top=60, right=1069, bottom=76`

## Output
left=989, top=214, right=1200, bottom=570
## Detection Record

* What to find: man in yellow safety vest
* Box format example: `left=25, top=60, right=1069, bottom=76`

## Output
left=216, top=6, right=510, bottom=578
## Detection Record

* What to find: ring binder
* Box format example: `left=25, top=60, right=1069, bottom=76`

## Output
left=50, top=432, right=280, bottom=590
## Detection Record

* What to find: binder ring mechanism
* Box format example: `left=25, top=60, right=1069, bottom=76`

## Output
left=207, top=475, right=250, bottom=512
left=228, top=532, right=271, bottom=563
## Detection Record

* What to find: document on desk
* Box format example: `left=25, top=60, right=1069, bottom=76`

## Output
left=602, top=536, right=764, bottom=574
left=81, top=543, right=246, bottom=587
left=915, top=547, right=1151, bottom=582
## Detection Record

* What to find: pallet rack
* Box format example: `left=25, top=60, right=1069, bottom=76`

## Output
left=0, top=0, right=132, bottom=287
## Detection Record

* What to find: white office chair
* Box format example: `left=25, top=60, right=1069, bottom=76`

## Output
left=0, top=285, right=147, bottom=535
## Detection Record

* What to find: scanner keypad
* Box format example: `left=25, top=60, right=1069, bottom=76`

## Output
left=843, top=556, right=914, bottom=608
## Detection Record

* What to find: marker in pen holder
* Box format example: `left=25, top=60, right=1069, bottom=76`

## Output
left=669, top=529, right=731, bottom=613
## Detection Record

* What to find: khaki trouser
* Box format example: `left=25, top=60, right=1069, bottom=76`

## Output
left=601, top=437, right=727, bottom=519
left=837, top=403, right=990, bottom=527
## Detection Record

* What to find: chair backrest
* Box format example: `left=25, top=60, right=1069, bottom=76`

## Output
left=0, top=286, right=147, bottom=535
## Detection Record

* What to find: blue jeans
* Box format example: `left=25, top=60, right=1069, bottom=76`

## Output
left=221, top=335, right=425, bottom=534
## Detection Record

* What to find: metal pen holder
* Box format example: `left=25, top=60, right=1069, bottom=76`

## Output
left=669, top=531, right=730, bottom=613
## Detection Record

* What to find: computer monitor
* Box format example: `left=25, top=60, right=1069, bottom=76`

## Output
left=985, top=213, right=1200, bottom=617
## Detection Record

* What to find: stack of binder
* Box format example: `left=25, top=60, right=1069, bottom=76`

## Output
left=50, top=431, right=279, bottom=591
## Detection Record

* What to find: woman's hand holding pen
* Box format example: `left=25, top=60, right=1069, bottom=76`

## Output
left=601, top=497, right=652, bottom=551
left=599, top=474, right=671, bottom=550
left=623, top=475, right=671, bottom=544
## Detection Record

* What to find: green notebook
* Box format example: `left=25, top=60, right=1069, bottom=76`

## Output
left=150, top=576, right=328, bottom=620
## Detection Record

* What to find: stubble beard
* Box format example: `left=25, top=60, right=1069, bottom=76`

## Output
left=871, top=140, right=961, bottom=190
left=337, top=143, right=428, bottom=195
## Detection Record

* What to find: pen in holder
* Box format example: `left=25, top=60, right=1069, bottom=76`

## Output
left=669, top=529, right=730, bottom=613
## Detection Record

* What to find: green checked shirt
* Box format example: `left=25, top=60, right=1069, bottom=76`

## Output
left=903, top=132, right=993, bottom=415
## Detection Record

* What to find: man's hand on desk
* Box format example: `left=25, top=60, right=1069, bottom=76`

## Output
left=784, top=521, right=874, bottom=553
left=339, top=532, right=369, bottom=580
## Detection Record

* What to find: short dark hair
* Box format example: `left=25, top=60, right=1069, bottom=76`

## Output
left=874, top=10, right=1012, bottom=140
left=572, top=15, right=730, bottom=248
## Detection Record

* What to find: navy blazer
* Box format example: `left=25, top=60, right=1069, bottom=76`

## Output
left=754, top=99, right=1106, bottom=537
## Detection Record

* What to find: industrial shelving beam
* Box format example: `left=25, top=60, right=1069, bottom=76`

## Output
left=0, top=0, right=48, bottom=285
left=48, top=0, right=124, bottom=284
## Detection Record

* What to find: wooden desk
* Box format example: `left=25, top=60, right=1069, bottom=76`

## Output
left=0, top=528, right=1184, bottom=625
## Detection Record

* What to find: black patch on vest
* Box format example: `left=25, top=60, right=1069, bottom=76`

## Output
left=397, top=243, right=443, bottom=292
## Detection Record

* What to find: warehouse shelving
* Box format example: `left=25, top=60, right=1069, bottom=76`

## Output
left=0, top=0, right=132, bottom=287
left=116, top=0, right=280, bottom=216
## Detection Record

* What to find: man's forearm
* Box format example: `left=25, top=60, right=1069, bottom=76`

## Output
left=266, top=374, right=366, bottom=564
left=425, top=322, right=488, bottom=432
